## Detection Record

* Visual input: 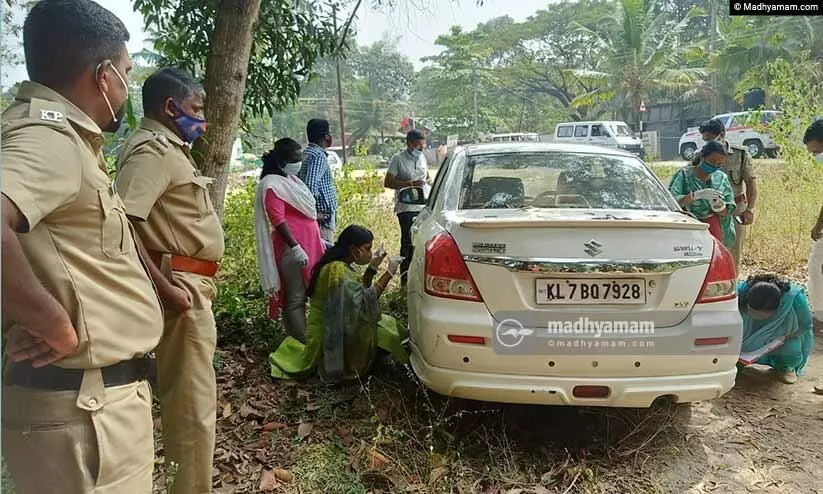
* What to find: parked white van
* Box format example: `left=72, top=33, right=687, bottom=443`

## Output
left=553, top=121, right=644, bottom=158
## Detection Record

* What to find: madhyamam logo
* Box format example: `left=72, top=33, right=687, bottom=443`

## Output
left=547, top=317, right=655, bottom=338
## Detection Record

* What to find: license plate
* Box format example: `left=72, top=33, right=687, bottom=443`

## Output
left=535, top=279, right=646, bottom=305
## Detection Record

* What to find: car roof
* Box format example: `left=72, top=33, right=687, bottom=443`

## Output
left=715, top=110, right=781, bottom=117
left=459, top=142, right=640, bottom=158
left=555, top=121, right=628, bottom=126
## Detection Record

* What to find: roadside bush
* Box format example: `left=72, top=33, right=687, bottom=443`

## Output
left=215, top=165, right=405, bottom=351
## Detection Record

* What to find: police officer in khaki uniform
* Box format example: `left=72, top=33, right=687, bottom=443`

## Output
left=1, top=1, right=164, bottom=492
left=692, top=118, right=759, bottom=271
left=114, top=67, right=225, bottom=494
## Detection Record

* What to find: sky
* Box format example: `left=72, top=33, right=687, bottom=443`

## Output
left=2, top=0, right=550, bottom=88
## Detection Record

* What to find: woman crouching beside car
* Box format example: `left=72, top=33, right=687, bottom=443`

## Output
left=737, top=274, right=814, bottom=384
left=268, top=225, right=410, bottom=383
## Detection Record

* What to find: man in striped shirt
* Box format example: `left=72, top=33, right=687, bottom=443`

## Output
left=298, top=119, right=338, bottom=244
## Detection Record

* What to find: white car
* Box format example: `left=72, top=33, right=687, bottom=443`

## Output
left=401, top=142, right=742, bottom=408
left=327, top=149, right=343, bottom=171
left=678, top=111, right=781, bottom=160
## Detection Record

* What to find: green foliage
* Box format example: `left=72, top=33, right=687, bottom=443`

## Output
left=569, top=0, right=706, bottom=123
left=248, top=39, right=415, bottom=157
left=214, top=180, right=277, bottom=348
left=134, top=0, right=338, bottom=123
left=744, top=57, right=823, bottom=265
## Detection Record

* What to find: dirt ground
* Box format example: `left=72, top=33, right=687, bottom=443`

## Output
left=654, top=337, right=823, bottom=494
left=148, top=331, right=823, bottom=494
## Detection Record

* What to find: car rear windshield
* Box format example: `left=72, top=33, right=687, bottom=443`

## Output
left=457, top=152, right=675, bottom=211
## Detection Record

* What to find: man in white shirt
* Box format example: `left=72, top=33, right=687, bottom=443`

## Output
left=384, top=130, right=430, bottom=286
left=804, top=120, right=823, bottom=336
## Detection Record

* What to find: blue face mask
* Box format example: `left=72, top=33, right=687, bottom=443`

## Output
left=410, top=149, right=423, bottom=160
left=699, top=161, right=719, bottom=174
left=171, top=102, right=207, bottom=143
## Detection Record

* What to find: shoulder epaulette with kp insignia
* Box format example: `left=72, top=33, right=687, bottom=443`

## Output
left=28, top=97, right=68, bottom=126
left=1, top=97, right=72, bottom=135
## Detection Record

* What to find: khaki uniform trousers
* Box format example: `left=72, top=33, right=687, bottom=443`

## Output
left=730, top=221, right=747, bottom=275
left=155, top=270, right=218, bottom=494
left=2, top=372, right=154, bottom=493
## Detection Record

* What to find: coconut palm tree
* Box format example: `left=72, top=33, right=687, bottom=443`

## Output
left=568, top=0, right=707, bottom=125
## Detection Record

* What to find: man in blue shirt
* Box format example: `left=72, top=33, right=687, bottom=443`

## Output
left=299, top=119, right=338, bottom=245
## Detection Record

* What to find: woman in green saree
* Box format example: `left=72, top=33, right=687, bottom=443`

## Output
left=737, top=274, right=814, bottom=384
left=269, top=225, right=410, bottom=382
left=668, top=140, right=737, bottom=249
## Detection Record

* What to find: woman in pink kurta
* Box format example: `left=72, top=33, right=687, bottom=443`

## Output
left=254, top=138, right=325, bottom=342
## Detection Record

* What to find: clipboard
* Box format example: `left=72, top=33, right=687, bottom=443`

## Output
left=738, top=336, right=786, bottom=366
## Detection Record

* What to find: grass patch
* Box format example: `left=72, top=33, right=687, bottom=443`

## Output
left=289, top=443, right=368, bottom=494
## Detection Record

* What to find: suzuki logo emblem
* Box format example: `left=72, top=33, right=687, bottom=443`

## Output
left=584, top=239, right=602, bottom=257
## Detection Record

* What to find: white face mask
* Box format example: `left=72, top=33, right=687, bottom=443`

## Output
left=283, top=162, right=302, bottom=175
left=816, top=153, right=823, bottom=164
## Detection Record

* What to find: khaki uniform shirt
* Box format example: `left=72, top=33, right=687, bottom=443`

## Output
left=1, top=82, right=164, bottom=369
left=114, top=118, right=225, bottom=262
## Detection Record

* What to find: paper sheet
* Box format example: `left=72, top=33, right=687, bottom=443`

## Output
left=738, top=336, right=786, bottom=366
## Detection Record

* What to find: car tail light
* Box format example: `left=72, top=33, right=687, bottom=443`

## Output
left=697, top=237, right=737, bottom=304
left=447, top=335, right=486, bottom=345
left=424, top=232, right=482, bottom=302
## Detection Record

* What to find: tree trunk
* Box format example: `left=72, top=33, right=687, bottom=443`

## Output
left=192, top=0, right=262, bottom=220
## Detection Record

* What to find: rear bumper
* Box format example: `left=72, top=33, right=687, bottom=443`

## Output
left=410, top=348, right=736, bottom=408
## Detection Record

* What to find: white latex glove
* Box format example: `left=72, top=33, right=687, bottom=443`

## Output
left=709, top=196, right=726, bottom=213
left=692, top=188, right=723, bottom=202
left=370, top=242, right=387, bottom=270
left=290, top=244, right=309, bottom=266
left=387, top=256, right=404, bottom=275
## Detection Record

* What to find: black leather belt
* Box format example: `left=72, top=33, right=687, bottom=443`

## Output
left=3, top=356, right=156, bottom=391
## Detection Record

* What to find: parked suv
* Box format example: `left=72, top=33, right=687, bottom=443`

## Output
left=554, top=121, right=644, bottom=158
left=678, top=111, right=781, bottom=160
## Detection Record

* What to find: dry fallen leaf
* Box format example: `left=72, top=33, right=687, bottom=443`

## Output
left=274, top=468, right=294, bottom=483
left=240, top=403, right=262, bottom=420
left=263, top=421, right=287, bottom=432
left=297, top=421, right=314, bottom=438
left=368, top=449, right=390, bottom=470
left=221, top=403, right=232, bottom=419
left=305, top=402, right=320, bottom=412
left=258, top=469, right=281, bottom=491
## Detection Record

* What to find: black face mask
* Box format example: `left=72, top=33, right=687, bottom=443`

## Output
left=103, top=104, right=126, bottom=133
left=98, top=62, right=128, bottom=133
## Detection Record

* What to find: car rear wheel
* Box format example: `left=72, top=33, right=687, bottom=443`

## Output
left=680, top=143, right=698, bottom=161
left=744, top=139, right=764, bottom=158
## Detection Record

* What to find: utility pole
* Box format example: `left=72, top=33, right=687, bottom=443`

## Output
left=472, top=69, right=478, bottom=140
left=333, top=4, right=347, bottom=164
left=709, top=0, right=718, bottom=115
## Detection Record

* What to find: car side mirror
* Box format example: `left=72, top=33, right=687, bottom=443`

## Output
left=398, top=186, right=427, bottom=205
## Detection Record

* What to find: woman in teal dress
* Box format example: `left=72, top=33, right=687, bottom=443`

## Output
left=269, top=225, right=409, bottom=382
left=668, top=140, right=736, bottom=249
left=737, top=274, right=814, bottom=384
